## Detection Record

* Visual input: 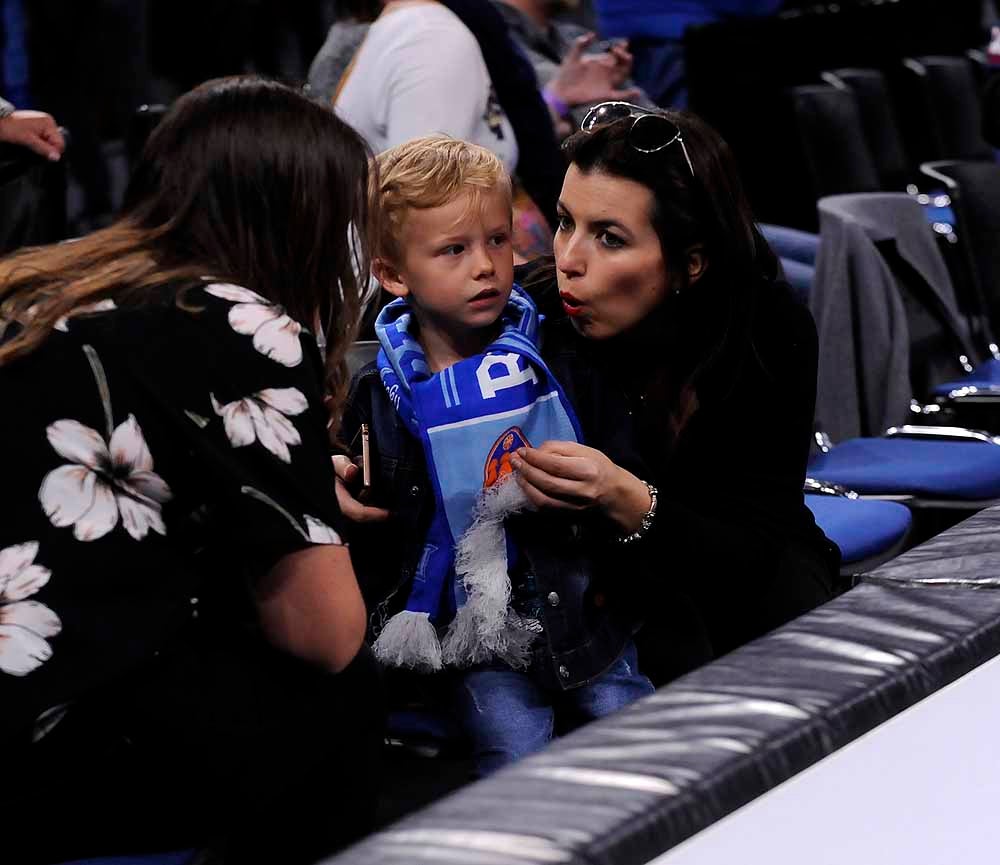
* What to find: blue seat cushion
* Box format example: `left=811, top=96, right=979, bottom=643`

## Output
left=933, top=357, right=1000, bottom=397
left=805, top=494, right=911, bottom=563
left=59, top=852, right=197, bottom=865
left=922, top=202, right=955, bottom=225
left=759, top=223, right=819, bottom=266
left=778, top=257, right=813, bottom=306
left=388, top=708, right=463, bottom=744
left=808, top=437, right=1000, bottom=499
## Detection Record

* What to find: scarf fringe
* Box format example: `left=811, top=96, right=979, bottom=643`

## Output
left=441, top=478, right=536, bottom=667
left=441, top=607, right=537, bottom=670
left=372, top=610, right=443, bottom=672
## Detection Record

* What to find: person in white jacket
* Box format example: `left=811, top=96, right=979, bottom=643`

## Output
left=335, top=0, right=520, bottom=173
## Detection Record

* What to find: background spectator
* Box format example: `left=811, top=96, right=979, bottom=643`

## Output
left=334, top=0, right=519, bottom=171
left=494, top=0, right=651, bottom=133
left=2, top=77, right=382, bottom=865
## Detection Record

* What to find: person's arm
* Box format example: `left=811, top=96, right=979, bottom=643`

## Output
left=0, top=101, right=65, bottom=161
left=544, top=34, right=641, bottom=121
left=256, top=543, right=366, bottom=673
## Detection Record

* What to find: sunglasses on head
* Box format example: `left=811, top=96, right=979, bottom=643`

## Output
left=580, top=102, right=695, bottom=178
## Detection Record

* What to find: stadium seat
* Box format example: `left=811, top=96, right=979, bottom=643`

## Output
left=57, top=851, right=197, bottom=865
left=808, top=192, right=1000, bottom=510
left=388, top=708, right=465, bottom=755
left=823, top=67, right=911, bottom=191
left=804, top=489, right=911, bottom=574
left=921, top=160, right=1000, bottom=348
left=126, top=104, right=168, bottom=171
left=790, top=84, right=881, bottom=200
left=899, top=55, right=995, bottom=165
left=0, top=137, right=68, bottom=256
left=347, top=340, right=379, bottom=377
left=760, top=223, right=819, bottom=267
left=809, top=434, right=1000, bottom=506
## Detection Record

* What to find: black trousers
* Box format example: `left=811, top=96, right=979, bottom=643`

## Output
left=9, top=630, right=385, bottom=865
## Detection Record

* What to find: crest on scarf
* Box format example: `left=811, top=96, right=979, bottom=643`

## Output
left=484, top=426, right=530, bottom=488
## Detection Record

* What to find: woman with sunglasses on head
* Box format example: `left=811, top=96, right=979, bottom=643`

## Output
left=516, top=103, right=839, bottom=684
left=1, top=77, right=383, bottom=865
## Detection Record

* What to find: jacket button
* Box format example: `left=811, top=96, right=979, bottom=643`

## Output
left=409, top=485, right=421, bottom=497
left=547, top=591, right=560, bottom=607
left=558, top=665, right=570, bottom=679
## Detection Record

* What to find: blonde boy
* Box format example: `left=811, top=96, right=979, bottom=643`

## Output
left=342, top=136, right=653, bottom=776
left=370, top=136, right=515, bottom=373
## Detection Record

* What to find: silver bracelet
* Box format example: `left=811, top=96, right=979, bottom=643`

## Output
left=616, top=480, right=658, bottom=544
left=0, top=100, right=15, bottom=120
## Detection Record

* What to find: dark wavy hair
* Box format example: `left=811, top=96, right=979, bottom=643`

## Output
left=541, top=109, right=779, bottom=443
left=0, top=76, right=373, bottom=431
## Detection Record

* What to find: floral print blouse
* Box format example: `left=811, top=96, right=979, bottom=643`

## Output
left=1, top=283, right=348, bottom=741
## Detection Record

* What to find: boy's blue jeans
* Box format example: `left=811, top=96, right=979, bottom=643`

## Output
left=452, top=640, right=654, bottom=776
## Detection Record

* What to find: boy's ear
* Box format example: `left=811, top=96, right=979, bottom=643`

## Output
left=372, top=257, right=409, bottom=298
left=686, top=244, right=708, bottom=285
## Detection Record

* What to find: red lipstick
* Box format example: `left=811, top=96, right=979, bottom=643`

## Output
left=560, top=292, right=584, bottom=317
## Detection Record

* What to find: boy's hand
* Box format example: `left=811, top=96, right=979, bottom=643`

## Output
left=332, top=454, right=390, bottom=523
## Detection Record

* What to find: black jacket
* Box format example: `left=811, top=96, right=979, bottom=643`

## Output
left=341, top=271, right=838, bottom=688
left=340, top=362, right=637, bottom=691
left=525, top=266, right=840, bottom=682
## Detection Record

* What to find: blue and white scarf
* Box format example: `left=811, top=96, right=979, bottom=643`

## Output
left=372, top=286, right=582, bottom=671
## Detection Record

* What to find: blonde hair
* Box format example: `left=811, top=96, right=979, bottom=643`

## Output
left=370, top=135, right=512, bottom=263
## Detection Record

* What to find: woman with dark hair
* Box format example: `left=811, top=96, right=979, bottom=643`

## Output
left=515, top=105, right=839, bottom=682
left=1, top=77, right=382, bottom=864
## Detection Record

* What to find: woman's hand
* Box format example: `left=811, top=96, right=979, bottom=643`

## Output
left=331, top=454, right=391, bottom=523
left=511, top=441, right=652, bottom=533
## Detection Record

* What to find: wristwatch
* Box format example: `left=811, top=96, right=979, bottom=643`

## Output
left=0, top=99, right=15, bottom=120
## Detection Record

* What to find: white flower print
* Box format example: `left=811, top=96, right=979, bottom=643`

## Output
left=0, top=541, right=61, bottom=676
left=304, top=515, right=342, bottom=545
left=204, top=283, right=303, bottom=367
left=39, top=415, right=173, bottom=541
left=54, top=299, right=118, bottom=332
left=210, top=387, right=308, bottom=464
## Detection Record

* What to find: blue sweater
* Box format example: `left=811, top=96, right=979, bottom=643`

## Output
left=596, top=0, right=784, bottom=41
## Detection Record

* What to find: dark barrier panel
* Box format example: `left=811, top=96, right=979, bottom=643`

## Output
left=323, top=505, right=1000, bottom=865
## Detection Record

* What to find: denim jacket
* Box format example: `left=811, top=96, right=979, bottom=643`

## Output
left=340, top=362, right=637, bottom=691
